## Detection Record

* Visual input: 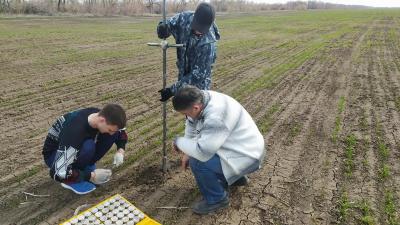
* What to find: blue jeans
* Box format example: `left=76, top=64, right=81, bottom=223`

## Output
left=44, top=132, right=119, bottom=172
left=189, top=154, right=228, bottom=204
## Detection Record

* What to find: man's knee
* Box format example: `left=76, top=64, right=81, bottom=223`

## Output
left=81, top=139, right=95, bottom=154
left=189, top=157, right=200, bottom=171
left=74, top=139, right=96, bottom=170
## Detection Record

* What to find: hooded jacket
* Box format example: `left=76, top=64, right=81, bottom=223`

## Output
left=175, top=91, right=266, bottom=185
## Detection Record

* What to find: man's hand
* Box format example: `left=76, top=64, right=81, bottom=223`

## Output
left=157, top=23, right=171, bottom=39
left=181, top=154, right=190, bottom=171
left=113, top=148, right=124, bottom=167
left=158, top=88, right=173, bottom=102
left=173, top=137, right=190, bottom=170
left=90, top=169, right=112, bottom=185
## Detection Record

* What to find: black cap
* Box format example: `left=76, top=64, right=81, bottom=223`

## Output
left=191, top=3, right=215, bottom=34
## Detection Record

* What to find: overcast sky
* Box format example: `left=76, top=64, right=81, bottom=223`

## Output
left=250, top=0, right=400, bottom=7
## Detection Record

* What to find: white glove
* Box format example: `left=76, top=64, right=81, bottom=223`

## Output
left=113, top=151, right=124, bottom=167
left=90, top=169, right=112, bottom=185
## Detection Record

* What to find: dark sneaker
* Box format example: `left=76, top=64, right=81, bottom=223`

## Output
left=231, top=176, right=249, bottom=187
left=192, top=197, right=229, bottom=215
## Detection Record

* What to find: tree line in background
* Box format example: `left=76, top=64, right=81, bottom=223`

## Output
left=0, top=0, right=368, bottom=15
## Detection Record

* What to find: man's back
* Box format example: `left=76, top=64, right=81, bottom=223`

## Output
left=181, top=90, right=265, bottom=185
left=42, top=108, right=99, bottom=158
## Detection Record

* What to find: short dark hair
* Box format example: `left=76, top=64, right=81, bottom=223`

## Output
left=172, top=85, right=204, bottom=111
left=99, top=104, right=127, bottom=129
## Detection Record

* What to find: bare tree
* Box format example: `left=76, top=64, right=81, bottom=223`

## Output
left=0, top=0, right=370, bottom=16
left=146, top=0, right=160, bottom=14
left=57, top=0, right=66, bottom=11
left=0, top=0, right=8, bottom=12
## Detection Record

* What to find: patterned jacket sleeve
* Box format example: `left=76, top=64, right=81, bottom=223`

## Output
left=165, top=12, right=184, bottom=39
left=115, top=130, right=128, bottom=150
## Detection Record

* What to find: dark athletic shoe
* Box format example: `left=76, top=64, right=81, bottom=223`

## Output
left=192, top=197, right=229, bottom=215
left=231, top=176, right=249, bottom=187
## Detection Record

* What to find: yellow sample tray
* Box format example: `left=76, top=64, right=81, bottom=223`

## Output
left=60, top=194, right=161, bottom=225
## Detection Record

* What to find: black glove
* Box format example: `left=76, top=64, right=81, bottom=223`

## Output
left=157, top=23, right=171, bottom=39
left=158, top=88, right=174, bottom=102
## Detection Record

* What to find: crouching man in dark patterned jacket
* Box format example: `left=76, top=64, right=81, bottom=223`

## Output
left=42, top=104, right=128, bottom=194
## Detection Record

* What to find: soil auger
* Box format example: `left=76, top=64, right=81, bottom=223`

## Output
left=147, top=0, right=184, bottom=173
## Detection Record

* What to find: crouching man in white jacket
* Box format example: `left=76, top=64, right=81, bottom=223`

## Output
left=172, top=85, right=265, bottom=214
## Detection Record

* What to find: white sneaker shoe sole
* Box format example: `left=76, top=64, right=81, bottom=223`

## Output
left=61, top=182, right=96, bottom=195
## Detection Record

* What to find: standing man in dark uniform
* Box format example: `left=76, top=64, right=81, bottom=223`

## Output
left=156, top=2, right=220, bottom=101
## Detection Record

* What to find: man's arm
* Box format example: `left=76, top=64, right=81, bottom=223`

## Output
left=115, top=130, right=128, bottom=150
left=165, top=12, right=183, bottom=39
left=175, top=117, right=229, bottom=162
left=113, top=130, right=128, bottom=167
left=157, top=12, right=183, bottom=39
left=184, top=117, right=197, bottom=139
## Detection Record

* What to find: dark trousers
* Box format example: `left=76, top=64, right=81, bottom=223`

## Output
left=44, top=132, right=119, bottom=171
